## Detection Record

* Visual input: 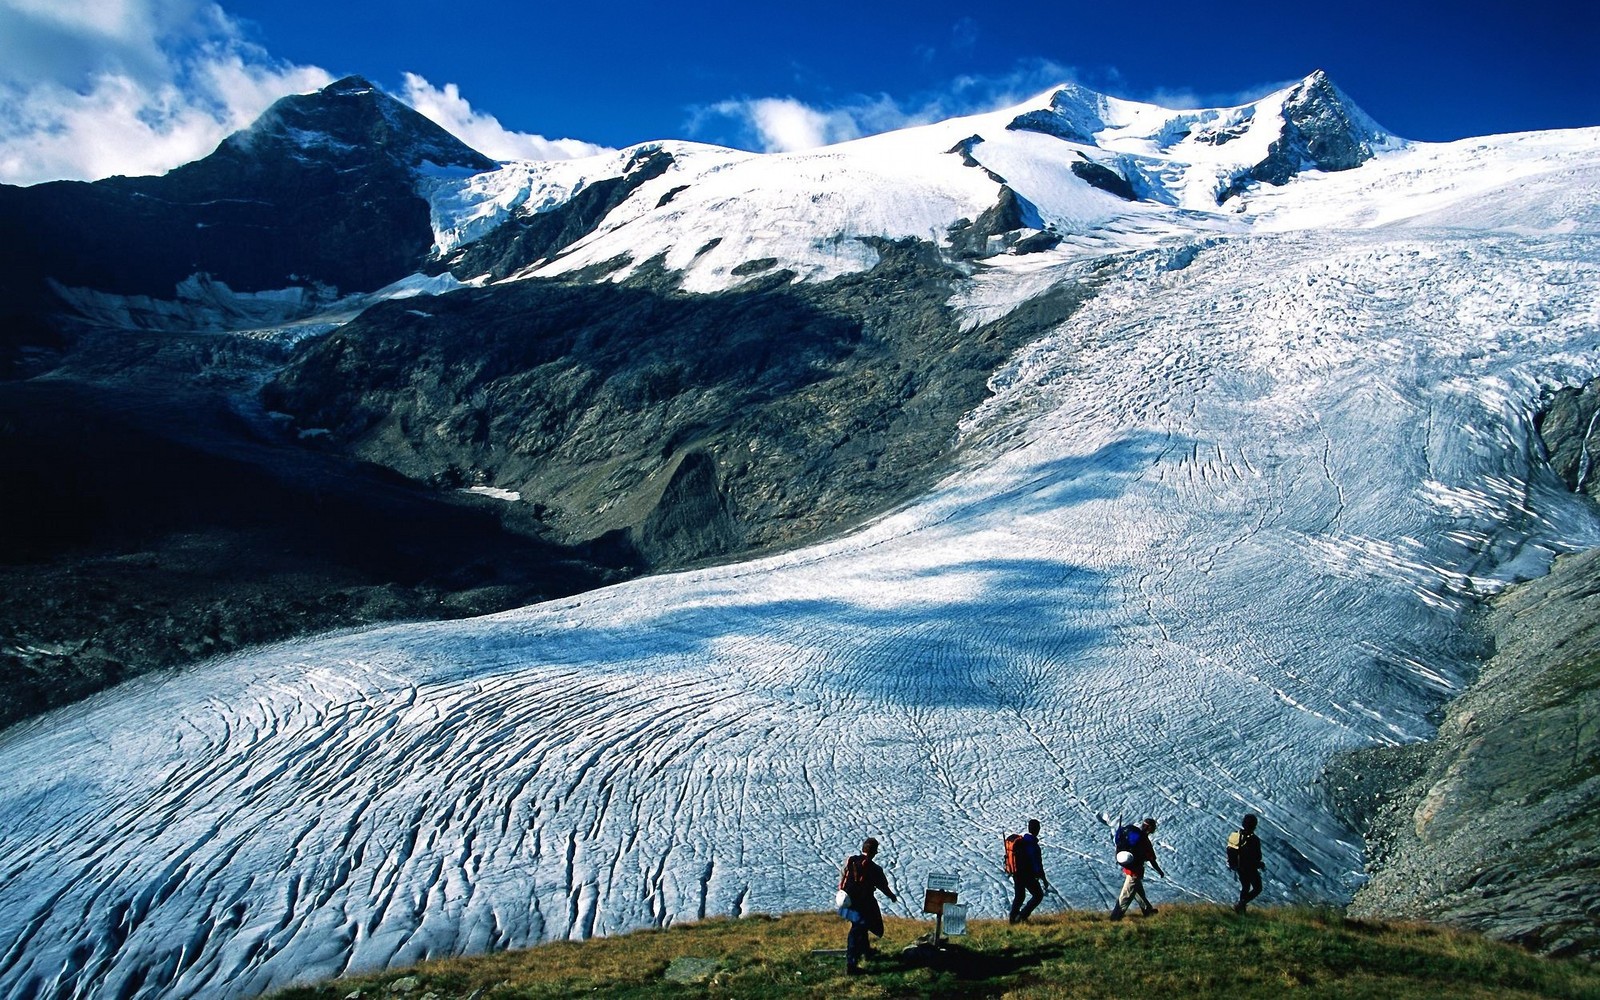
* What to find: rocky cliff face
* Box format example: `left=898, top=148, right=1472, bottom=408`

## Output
left=0, top=76, right=493, bottom=314
left=1220, top=71, right=1390, bottom=201
left=1330, top=382, right=1600, bottom=960
left=1538, top=380, right=1600, bottom=501
left=264, top=240, right=1094, bottom=571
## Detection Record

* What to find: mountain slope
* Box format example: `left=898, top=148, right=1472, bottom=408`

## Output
left=0, top=72, right=1598, bottom=1000
left=262, top=240, right=1092, bottom=568
left=422, top=71, right=1403, bottom=293
left=1335, top=544, right=1600, bottom=960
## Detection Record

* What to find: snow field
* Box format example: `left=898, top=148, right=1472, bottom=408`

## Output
left=3, top=224, right=1600, bottom=998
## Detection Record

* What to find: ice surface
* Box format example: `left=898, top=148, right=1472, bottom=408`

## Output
left=3, top=222, right=1599, bottom=998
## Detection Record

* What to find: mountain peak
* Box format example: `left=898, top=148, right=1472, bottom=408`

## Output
left=220, top=75, right=495, bottom=174
left=1005, top=82, right=1120, bottom=144
left=1259, top=69, right=1398, bottom=178
left=322, top=74, right=380, bottom=96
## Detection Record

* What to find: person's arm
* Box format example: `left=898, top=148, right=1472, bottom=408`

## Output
left=873, top=864, right=897, bottom=902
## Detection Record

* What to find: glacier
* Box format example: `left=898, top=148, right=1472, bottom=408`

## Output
left=3, top=81, right=1600, bottom=999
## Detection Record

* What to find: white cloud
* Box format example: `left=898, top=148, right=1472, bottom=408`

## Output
left=399, top=73, right=610, bottom=162
left=686, top=60, right=1303, bottom=156
left=689, top=61, right=1080, bottom=154
left=0, top=0, right=330, bottom=185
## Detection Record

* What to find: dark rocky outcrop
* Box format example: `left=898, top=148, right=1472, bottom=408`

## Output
left=1330, top=546, right=1600, bottom=960
left=1070, top=158, right=1137, bottom=201
left=947, top=187, right=1058, bottom=258
left=0, top=76, right=493, bottom=318
left=263, top=239, right=1093, bottom=573
left=947, top=134, right=987, bottom=168
left=1220, top=71, right=1389, bottom=202
left=1537, top=380, right=1600, bottom=501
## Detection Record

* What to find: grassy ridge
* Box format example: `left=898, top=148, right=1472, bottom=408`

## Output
left=268, top=906, right=1600, bottom=999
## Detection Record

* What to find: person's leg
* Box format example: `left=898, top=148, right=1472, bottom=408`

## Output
left=1112, top=873, right=1137, bottom=918
left=846, top=916, right=868, bottom=972
left=1132, top=877, right=1154, bottom=914
left=1236, top=869, right=1262, bottom=912
left=1019, top=878, right=1045, bottom=921
left=1010, top=876, right=1027, bottom=923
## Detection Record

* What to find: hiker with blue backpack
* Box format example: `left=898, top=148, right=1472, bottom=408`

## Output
left=1110, top=818, right=1165, bottom=920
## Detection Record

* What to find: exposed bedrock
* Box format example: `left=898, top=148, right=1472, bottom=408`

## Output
left=1331, top=381, right=1600, bottom=960
left=265, top=239, right=1094, bottom=574
left=1537, top=379, right=1600, bottom=501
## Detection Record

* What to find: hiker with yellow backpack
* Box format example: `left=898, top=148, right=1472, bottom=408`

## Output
left=1226, top=813, right=1265, bottom=913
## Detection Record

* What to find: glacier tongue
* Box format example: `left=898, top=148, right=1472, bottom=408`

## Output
left=3, top=229, right=1600, bottom=999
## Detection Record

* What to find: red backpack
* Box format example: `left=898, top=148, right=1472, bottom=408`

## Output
left=839, top=855, right=870, bottom=892
left=1003, top=833, right=1024, bottom=875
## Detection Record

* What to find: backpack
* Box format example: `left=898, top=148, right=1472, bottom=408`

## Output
left=838, top=855, right=869, bottom=894
left=1003, top=833, right=1023, bottom=875
left=1226, top=830, right=1242, bottom=871
left=1114, top=824, right=1141, bottom=856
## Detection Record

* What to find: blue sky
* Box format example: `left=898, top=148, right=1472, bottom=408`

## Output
left=1, top=0, right=1596, bottom=185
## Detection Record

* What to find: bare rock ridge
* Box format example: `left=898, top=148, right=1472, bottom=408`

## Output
left=0, top=74, right=492, bottom=345
left=262, top=240, right=1093, bottom=571
left=1538, top=381, right=1600, bottom=501
left=1330, top=381, right=1600, bottom=960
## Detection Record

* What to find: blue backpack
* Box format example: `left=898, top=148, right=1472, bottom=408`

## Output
left=1114, top=824, right=1142, bottom=855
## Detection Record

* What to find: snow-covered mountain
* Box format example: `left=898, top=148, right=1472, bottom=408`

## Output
left=426, top=70, right=1409, bottom=290
left=1, top=71, right=1599, bottom=999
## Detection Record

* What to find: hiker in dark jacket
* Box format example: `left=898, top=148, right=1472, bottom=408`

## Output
left=1110, top=817, right=1165, bottom=920
left=1227, top=813, right=1265, bottom=913
left=1009, top=818, right=1048, bottom=923
left=838, top=837, right=898, bottom=975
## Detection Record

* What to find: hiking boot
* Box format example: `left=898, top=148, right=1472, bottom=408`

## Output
left=1234, top=901, right=1247, bottom=914
left=1142, top=906, right=1158, bottom=917
left=1109, top=906, right=1123, bottom=921
left=846, top=965, right=864, bottom=976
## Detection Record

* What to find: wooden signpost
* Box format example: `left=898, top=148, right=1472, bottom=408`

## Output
left=921, top=872, right=965, bottom=947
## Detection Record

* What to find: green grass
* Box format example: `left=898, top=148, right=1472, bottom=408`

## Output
left=267, top=905, right=1600, bottom=1000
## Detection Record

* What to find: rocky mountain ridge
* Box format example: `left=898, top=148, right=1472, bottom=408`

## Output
left=0, top=75, right=490, bottom=369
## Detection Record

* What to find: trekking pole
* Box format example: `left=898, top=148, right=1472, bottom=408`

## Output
left=1045, top=882, right=1073, bottom=913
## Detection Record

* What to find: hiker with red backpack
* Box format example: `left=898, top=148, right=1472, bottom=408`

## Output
left=1110, top=817, right=1165, bottom=920
left=837, top=837, right=898, bottom=976
left=1005, top=818, right=1049, bottom=923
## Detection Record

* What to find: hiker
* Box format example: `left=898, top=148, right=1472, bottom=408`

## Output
left=838, top=837, right=898, bottom=975
left=1226, top=812, right=1265, bottom=913
left=1110, top=817, right=1165, bottom=920
left=1007, top=818, right=1049, bottom=924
